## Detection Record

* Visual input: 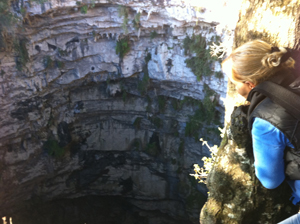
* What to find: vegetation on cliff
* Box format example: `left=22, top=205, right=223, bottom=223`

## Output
left=116, top=36, right=131, bottom=59
left=118, top=5, right=129, bottom=34
left=132, top=12, right=141, bottom=31
left=0, top=0, right=18, bottom=51
left=183, top=84, right=221, bottom=142
left=183, top=34, right=220, bottom=81
left=0, top=0, right=31, bottom=70
left=43, top=139, right=65, bottom=158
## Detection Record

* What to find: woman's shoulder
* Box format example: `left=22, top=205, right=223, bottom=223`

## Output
left=252, top=97, right=297, bottom=132
left=253, top=117, right=294, bottom=148
left=252, top=117, right=277, bottom=132
left=252, top=117, right=281, bottom=136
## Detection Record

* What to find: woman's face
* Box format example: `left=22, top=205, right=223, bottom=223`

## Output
left=230, top=79, right=253, bottom=98
left=222, top=58, right=255, bottom=99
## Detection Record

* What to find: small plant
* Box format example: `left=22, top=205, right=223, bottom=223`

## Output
left=145, top=52, right=151, bottom=63
left=183, top=91, right=220, bottom=141
left=44, top=139, right=65, bottom=158
left=166, top=58, right=173, bottom=72
left=185, top=111, right=203, bottom=141
left=182, top=35, right=196, bottom=55
left=183, top=34, right=217, bottom=80
left=118, top=5, right=129, bottom=33
left=0, top=0, right=19, bottom=51
left=76, top=0, right=93, bottom=13
left=14, top=38, right=29, bottom=71
left=134, top=12, right=141, bottom=23
left=132, top=12, right=141, bottom=31
left=58, top=48, right=68, bottom=56
left=115, top=36, right=130, bottom=59
left=0, top=70, right=5, bottom=77
left=150, top=31, right=157, bottom=39
left=190, top=138, right=219, bottom=184
left=44, top=56, right=64, bottom=69
left=215, top=71, right=224, bottom=79
left=89, top=0, right=95, bottom=8
left=181, top=98, right=204, bottom=141
left=80, top=5, right=88, bottom=14
left=203, top=84, right=219, bottom=123
left=137, top=67, right=150, bottom=94
left=203, top=83, right=214, bottom=95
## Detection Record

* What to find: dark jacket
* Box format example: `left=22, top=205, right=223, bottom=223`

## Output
left=247, top=71, right=300, bottom=180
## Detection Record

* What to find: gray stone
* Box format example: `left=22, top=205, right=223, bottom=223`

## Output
left=0, top=1, right=228, bottom=223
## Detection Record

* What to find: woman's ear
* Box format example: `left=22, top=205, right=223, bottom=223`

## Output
left=245, top=81, right=256, bottom=89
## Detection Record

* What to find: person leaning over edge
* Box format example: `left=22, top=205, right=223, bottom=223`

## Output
left=222, top=39, right=300, bottom=224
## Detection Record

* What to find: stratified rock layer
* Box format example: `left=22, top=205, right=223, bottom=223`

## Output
left=0, top=0, right=226, bottom=223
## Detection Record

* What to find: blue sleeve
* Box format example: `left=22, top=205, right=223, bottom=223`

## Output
left=252, top=117, right=293, bottom=189
left=287, top=180, right=300, bottom=205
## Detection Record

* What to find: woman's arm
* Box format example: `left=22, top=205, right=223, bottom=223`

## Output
left=252, top=118, right=293, bottom=189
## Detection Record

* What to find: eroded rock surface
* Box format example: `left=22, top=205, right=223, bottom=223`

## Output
left=0, top=0, right=227, bottom=223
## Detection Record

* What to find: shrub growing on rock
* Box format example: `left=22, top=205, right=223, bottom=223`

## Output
left=183, top=34, right=217, bottom=80
left=80, top=5, right=88, bottom=14
left=118, top=5, right=129, bottom=33
left=43, top=139, right=65, bottom=158
left=115, top=36, right=130, bottom=59
left=132, top=12, right=141, bottom=30
left=150, top=31, right=158, bottom=39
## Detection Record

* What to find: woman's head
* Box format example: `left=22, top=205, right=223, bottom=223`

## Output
left=223, top=39, right=295, bottom=86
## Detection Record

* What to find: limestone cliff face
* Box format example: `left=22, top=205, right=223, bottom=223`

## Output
left=0, top=0, right=226, bottom=223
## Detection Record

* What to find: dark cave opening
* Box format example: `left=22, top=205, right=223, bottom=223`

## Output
left=9, top=196, right=195, bottom=224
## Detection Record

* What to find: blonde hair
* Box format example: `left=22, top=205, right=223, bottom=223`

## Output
left=223, top=40, right=295, bottom=85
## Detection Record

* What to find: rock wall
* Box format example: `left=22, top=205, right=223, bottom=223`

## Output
left=0, top=0, right=227, bottom=223
left=200, top=1, right=300, bottom=223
